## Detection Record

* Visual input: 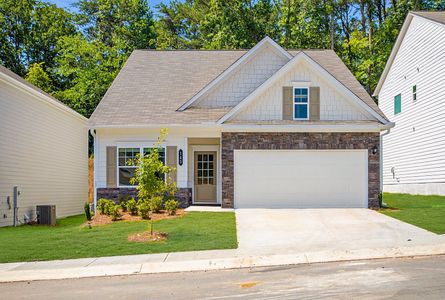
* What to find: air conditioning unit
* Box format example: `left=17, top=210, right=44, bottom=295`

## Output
left=36, top=205, right=56, bottom=226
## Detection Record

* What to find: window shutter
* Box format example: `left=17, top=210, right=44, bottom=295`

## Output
left=106, top=146, right=117, bottom=187
left=166, top=146, right=177, bottom=184
left=394, top=94, right=402, bottom=114
left=282, top=86, right=293, bottom=120
left=309, top=87, right=320, bottom=121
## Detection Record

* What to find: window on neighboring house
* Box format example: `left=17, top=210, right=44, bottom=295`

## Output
left=293, top=87, right=309, bottom=120
left=394, top=94, right=402, bottom=115
left=412, top=85, right=417, bottom=102
left=118, top=147, right=165, bottom=187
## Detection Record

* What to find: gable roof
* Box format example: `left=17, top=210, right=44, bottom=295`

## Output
left=218, top=51, right=388, bottom=124
left=177, top=36, right=292, bottom=111
left=0, top=65, right=86, bottom=121
left=411, top=11, right=445, bottom=24
left=89, top=46, right=386, bottom=127
left=373, top=11, right=445, bottom=96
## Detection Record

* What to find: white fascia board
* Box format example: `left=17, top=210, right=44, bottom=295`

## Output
left=177, top=36, right=292, bottom=111
left=218, top=52, right=388, bottom=124
left=0, top=72, right=87, bottom=123
left=87, top=123, right=219, bottom=129
left=89, top=121, right=394, bottom=132
left=373, top=14, right=414, bottom=96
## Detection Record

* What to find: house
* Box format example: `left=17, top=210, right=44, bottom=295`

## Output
left=89, top=37, right=393, bottom=209
left=374, top=11, right=445, bottom=195
left=0, top=65, right=88, bottom=227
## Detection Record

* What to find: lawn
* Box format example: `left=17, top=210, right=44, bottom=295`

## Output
left=0, top=212, right=237, bottom=263
left=380, top=193, right=445, bottom=234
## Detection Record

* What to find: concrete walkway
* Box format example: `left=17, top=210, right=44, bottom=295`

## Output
left=1, top=208, right=445, bottom=282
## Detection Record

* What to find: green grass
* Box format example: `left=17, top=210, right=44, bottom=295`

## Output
left=0, top=212, right=237, bottom=263
left=380, top=193, right=445, bottom=234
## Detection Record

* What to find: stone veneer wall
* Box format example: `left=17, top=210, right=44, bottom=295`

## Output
left=96, top=188, right=192, bottom=208
left=221, top=132, right=380, bottom=209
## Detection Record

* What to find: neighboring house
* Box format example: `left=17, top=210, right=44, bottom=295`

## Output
left=89, top=37, right=393, bottom=209
left=375, top=11, right=445, bottom=195
left=0, top=65, right=88, bottom=227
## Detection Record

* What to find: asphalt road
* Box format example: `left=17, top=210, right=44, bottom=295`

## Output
left=2, top=255, right=445, bottom=299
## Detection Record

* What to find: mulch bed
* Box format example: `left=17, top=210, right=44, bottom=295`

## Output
left=83, top=209, right=186, bottom=227
left=127, top=231, right=168, bottom=243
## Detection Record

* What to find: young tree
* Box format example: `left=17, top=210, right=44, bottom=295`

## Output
left=130, top=129, right=177, bottom=235
left=130, top=128, right=177, bottom=201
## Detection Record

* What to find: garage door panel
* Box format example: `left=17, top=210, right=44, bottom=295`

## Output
left=234, top=150, right=367, bottom=208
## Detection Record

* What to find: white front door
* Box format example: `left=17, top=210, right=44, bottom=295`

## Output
left=234, top=150, right=368, bottom=208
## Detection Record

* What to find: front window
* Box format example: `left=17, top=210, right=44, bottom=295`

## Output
left=118, top=147, right=165, bottom=187
left=293, top=87, right=309, bottom=120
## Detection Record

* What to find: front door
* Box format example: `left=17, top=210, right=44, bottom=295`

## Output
left=194, top=151, right=217, bottom=203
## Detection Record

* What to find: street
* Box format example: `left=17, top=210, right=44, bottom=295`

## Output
left=2, top=255, right=445, bottom=299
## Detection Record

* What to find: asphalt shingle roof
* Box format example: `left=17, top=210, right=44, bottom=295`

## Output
left=89, top=49, right=386, bottom=127
left=411, top=11, right=445, bottom=25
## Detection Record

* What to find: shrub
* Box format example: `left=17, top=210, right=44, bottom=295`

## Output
left=119, top=195, right=131, bottom=212
left=149, top=196, right=163, bottom=213
left=164, top=199, right=179, bottom=215
left=137, top=201, right=151, bottom=219
left=126, top=199, right=138, bottom=215
left=84, top=203, right=92, bottom=221
left=110, top=204, right=122, bottom=221
left=97, top=198, right=112, bottom=214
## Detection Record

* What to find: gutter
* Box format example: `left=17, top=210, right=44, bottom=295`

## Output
left=380, top=126, right=393, bottom=192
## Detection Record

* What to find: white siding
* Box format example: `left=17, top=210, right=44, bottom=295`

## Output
left=0, top=80, right=88, bottom=227
left=379, top=16, right=445, bottom=193
left=194, top=45, right=288, bottom=107
left=234, top=60, right=373, bottom=121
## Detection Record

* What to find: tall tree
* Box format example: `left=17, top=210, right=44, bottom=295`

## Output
left=0, top=0, right=75, bottom=79
left=75, top=0, right=155, bottom=51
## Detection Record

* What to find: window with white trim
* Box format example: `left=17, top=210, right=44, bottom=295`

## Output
left=293, top=87, right=309, bottom=120
left=412, top=85, right=417, bottom=102
left=118, top=147, right=165, bottom=187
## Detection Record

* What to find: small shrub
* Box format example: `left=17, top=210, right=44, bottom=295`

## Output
left=119, top=195, right=131, bottom=212
left=164, top=199, right=179, bottom=215
left=97, top=198, right=112, bottom=214
left=110, top=204, right=122, bottom=221
left=149, top=196, right=163, bottom=213
left=137, top=201, right=151, bottom=219
left=126, top=199, right=138, bottom=215
left=104, top=200, right=112, bottom=216
left=84, top=202, right=92, bottom=221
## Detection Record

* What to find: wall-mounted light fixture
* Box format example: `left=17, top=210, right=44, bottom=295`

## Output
left=372, top=146, right=378, bottom=155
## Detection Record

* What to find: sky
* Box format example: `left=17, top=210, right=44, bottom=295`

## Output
left=45, top=0, right=169, bottom=13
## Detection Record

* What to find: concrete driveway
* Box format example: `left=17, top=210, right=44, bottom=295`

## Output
left=235, top=208, right=445, bottom=255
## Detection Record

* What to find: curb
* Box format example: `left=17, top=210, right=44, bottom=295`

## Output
left=1, top=243, right=445, bottom=283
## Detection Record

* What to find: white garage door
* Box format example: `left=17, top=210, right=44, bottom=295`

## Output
left=234, top=150, right=368, bottom=208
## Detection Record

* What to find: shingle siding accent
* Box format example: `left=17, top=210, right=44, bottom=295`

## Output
left=221, top=132, right=380, bottom=209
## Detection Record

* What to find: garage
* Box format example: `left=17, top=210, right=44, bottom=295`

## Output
left=234, top=150, right=368, bottom=208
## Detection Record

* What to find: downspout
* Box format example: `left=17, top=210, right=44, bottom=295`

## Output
left=89, top=128, right=97, bottom=212
left=380, top=127, right=392, bottom=193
